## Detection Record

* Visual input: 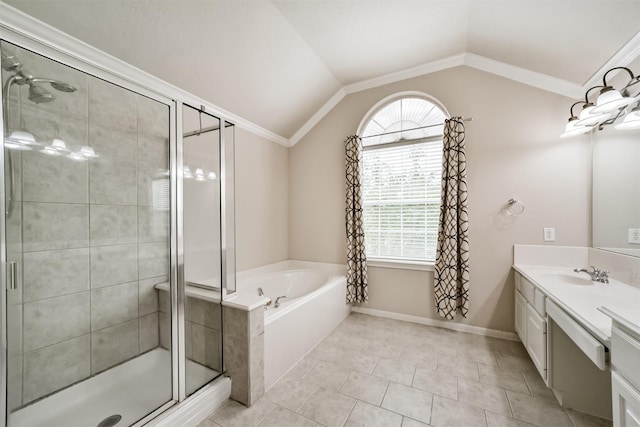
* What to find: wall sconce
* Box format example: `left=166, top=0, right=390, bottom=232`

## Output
left=561, top=67, right=640, bottom=137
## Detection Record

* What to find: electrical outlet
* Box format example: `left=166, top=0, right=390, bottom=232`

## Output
left=543, top=227, right=555, bottom=242
left=628, top=228, right=640, bottom=244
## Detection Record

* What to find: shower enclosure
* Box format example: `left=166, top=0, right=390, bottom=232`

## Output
left=0, top=23, right=234, bottom=427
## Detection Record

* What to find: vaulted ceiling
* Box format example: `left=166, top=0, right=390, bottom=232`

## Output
left=5, top=0, right=640, bottom=145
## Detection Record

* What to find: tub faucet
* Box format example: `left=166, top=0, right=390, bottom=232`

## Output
left=274, top=295, right=287, bottom=308
left=574, top=266, right=609, bottom=283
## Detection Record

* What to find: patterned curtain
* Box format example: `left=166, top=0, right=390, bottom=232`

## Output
left=434, top=117, right=470, bottom=319
left=345, top=135, right=368, bottom=303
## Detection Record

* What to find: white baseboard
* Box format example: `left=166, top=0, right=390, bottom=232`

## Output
left=148, top=376, right=231, bottom=427
left=352, top=307, right=519, bottom=341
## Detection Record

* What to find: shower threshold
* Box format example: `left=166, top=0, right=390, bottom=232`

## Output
left=9, top=348, right=219, bottom=427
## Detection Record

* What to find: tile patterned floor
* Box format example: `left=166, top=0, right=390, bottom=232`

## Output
left=200, top=313, right=613, bottom=427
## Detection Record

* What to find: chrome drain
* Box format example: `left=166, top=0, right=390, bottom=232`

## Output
left=97, top=415, right=122, bottom=427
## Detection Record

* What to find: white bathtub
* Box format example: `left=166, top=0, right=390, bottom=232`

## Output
left=236, top=261, right=351, bottom=389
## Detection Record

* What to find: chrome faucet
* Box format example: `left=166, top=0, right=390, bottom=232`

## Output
left=274, top=295, right=287, bottom=308
left=574, top=266, right=609, bottom=283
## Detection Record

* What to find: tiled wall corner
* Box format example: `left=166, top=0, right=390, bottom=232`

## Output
left=223, top=305, right=264, bottom=406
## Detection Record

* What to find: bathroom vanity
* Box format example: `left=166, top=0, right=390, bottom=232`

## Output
left=513, top=245, right=640, bottom=424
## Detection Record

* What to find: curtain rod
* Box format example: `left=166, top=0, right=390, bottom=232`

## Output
left=362, top=117, right=472, bottom=139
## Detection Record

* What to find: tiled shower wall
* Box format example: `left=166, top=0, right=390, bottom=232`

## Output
left=4, top=45, right=170, bottom=409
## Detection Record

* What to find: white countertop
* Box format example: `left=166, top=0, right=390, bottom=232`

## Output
left=513, top=264, right=640, bottom=346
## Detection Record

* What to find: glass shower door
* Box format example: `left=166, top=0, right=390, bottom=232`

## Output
left=181, top=104, right=224, bottom=396
left=2, top=40, right=173, bottom=426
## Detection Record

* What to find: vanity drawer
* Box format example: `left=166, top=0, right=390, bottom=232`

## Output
left=533, top=288, right=546, bottom=316
left=612, top=326, right=640, bottom=391
left=519, top=275, right=536, bottom=305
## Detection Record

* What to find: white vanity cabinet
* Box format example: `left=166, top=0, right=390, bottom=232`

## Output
left=514, top=273, right=547, bottom=382
left=611, top=324, right=640, bottom=427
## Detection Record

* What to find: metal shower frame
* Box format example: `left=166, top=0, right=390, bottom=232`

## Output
left=0, top=6, right=236, bottom=426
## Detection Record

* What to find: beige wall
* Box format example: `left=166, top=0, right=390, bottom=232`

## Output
left=288, top=66, right=591, bottom=332
left=235, top=128, right=289, bottom=271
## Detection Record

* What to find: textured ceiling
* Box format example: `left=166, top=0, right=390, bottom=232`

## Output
left=4, top=0, right=640, bottom=141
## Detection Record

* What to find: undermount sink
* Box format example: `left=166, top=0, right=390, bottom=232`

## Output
left=536, top=272, right=596, bottom=286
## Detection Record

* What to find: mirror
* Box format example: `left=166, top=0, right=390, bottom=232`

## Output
left=591, top=54, right=640, bottom=258
left=592, top=125, right=640, bottom=257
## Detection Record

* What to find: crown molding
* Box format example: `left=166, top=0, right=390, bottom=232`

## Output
left=463, top=53, right=583, bottom=99
left=581, top=31, right=640, bottom=91
left=288, top=52, right=584, bottom=146
left=0, top=1, right=290, bottom=147
left=343, top=53, right=466, bottom=95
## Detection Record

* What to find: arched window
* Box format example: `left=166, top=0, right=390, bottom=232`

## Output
left=359, top=95, right=447, bottom=263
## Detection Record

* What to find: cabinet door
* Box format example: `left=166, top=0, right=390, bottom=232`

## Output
left=515, top=290, right=527, bottom=343
left=526, top=303, right=547, bottom=380
left=613, top=372, right=640, bottom=427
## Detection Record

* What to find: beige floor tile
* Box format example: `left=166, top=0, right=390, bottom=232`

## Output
left=485, top=411, right=536, bottom=427
left=566, top=409, right=613, bottom=427
left=282, top=356, right=320, bottom=382
left=259, top=406, right=316, bottom=427
left=495, top=352, right=537, bottom=374
left=344, top=400, right=403, bottom=427
left=303, top=360, right=351, bottom=391
left=436, top=354, right=479, bottom=381
left=338, top=348, right=381, bottom=374
left=209, top=399, right=276, bottom=427
left=430, top=395, right=486, bottom=427
left=412, top=366, right=457, bottom=400
left=196, top=418, right=221, bottom=427
left=506, top=391, right=573, bottom=426
left=368, top=340, right=403, bottom=359
left=402, top=417, right=433, bottom=427
left=309, top=341, right=347, bottom=363
left=458, top=347, right=498, bottom=366
left=398, top=347, right=438, bottom=370
left=478, top=363, right=530, bottom=395
left=299, top=387, right=357, bottom=427
left=340, top=370, right=390, bottom=406
left=458, top=377, right=512, bottom=416
left=265, top=377, right=319, bottom=412
left=381, top=382, right=433, bottom=424
left=373, top=357, right=416, bottom=386
left=521, top=371, right=555, bottom=400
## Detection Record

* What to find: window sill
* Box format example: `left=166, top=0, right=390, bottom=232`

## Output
left=366, top=258, right=435, bottom=272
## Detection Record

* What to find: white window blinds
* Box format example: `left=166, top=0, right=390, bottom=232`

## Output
left=361, top=137, right=443, bottom=262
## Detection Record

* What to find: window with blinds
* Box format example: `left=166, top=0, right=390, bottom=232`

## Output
left=360, top=96, right=445, bottom=263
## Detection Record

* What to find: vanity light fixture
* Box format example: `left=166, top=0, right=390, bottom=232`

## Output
left=614, top=102, right=640, bottom=130
left=561, top=66, right=640, bottom=137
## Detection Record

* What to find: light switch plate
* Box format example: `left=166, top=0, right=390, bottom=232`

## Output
left=628, top=228, right=640, bottom=244
left=543, top=227, right=555, bottom=242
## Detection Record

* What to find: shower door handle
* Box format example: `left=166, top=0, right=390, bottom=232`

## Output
left=7, top=262, right=17, bottom=290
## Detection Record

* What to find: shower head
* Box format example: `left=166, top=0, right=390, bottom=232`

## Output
left=50, top=80, right=76, bottom=93
left=30, top=78, right=77, bottom=93
left=28, top=84, right=55, bottom=104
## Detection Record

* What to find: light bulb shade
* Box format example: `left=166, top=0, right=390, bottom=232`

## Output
left=67, top=152, right=88, bottom=161
left=51, top=138, right=69, bottom=152
left=591, top=88, right=633, bottom=114
left=195, top=168, right=205, bottom=181
left=79, top=146, right=98, bottom=158
left=614, top=110, right=640, bottom=130
left=183, top=166, right=193, bottom=179
left=574, top=104, right=610, bottom=127
left=6, top=130, right=39, bottom=146
left=560, top=124, right=593, bottom=138
left=40, top=146, right=63, bottom=156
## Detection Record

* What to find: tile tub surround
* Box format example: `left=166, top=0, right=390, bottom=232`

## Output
left=203, top=313, right=612, bottom=427
left=6, top=48, right=171, bottom=410
left=158, top=291, right=223, bottom=372
left=222, top=305, right=265, bottom=406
